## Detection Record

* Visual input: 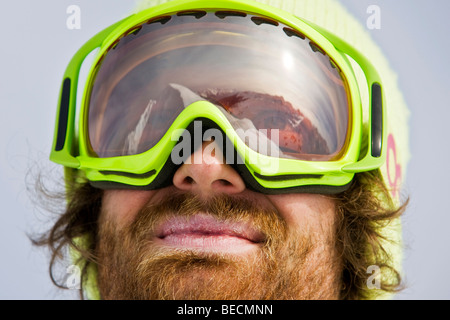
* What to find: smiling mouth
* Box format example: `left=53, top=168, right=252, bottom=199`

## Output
left=154, top=214, right=265, bottom=254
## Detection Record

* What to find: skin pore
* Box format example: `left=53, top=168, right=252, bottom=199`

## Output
left=96, top=142, right=343, bottom=299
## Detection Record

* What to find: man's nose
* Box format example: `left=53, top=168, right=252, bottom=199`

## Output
left=172, top=140, right=246, bottom=196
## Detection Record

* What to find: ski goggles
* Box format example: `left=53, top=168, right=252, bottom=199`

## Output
left=50, top=0, right=386, bottom=194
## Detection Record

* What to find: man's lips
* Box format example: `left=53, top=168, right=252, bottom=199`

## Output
left=154, top=214, right=265, bottom=253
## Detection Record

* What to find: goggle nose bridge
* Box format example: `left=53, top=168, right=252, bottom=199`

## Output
left=163, top=100, right=251, bottom=166
left=169, top=115, right=246, bottom=166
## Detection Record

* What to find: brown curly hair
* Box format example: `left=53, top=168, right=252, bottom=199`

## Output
left=31, top=169, right=407, bottom=300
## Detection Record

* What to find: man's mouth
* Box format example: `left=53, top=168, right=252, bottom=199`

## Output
left=154, top=214, right=265, bottom=254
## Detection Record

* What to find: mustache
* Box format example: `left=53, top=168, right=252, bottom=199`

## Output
left=126, top=191, right=288, bottom=247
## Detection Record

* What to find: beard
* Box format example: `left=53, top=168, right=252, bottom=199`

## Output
left=96, top=191, right=342, bottom=300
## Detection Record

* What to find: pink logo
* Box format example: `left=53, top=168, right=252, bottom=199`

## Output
left=386, top=134, right=402, bottom=198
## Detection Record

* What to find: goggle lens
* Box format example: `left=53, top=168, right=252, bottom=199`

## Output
left=87, top=12, right=350, bottom=161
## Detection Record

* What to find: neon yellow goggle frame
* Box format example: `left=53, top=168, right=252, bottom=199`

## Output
left=50, top=0, right=386, bottom=194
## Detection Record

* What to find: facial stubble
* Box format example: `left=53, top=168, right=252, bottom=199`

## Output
left=96, top=192, right=342, bottom=299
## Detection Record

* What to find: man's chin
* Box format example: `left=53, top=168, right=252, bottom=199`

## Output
left=99, top=245, right=274, bottom=300
left=147, top=251, right=263, bottom=299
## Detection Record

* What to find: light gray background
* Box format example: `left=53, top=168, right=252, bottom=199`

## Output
left=0, top=0, right=448, bottom=299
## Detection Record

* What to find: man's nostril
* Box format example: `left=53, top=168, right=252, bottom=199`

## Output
left=218, top=179, right=232, bottom=186
left=184, top=176, right=194, bottom=184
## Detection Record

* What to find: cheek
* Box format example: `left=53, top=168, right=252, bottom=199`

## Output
left=267, top=194, right=337, bottom=233
left=101, top=190, right=156, bottom=226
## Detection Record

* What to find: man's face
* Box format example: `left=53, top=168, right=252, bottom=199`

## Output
left=96, top=141, right=342, bottom=299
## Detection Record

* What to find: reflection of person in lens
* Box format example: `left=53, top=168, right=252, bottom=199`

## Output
left=33, top=0, right=409, bottom=300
